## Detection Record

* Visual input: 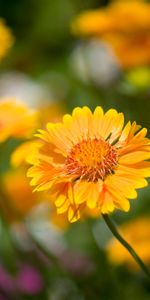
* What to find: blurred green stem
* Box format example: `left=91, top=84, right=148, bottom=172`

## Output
left=102, top=214, right=150, bottom=280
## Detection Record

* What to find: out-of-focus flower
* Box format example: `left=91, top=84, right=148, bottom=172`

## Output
left=0, top=264, right=43, bottom=297
left=106, top=217, right=150, bottom=269
left=2, top=166, right=70, bottom=231
left=16, top=265, right=44, bottom=295
left=28, top=106, right=150, bottom=222
left=11, top=101, right=64, bottom=168
left=0, top=19, right=14, bottom=62
left=7, top=100, right=66, bottom=227
left=2, top=169, right=39, bottom=221
left=70, top=40, right=121, bottom=87
left=2, top=167, right=66, bottom=229
left=126, top=67, right=150, bottom=89
left=102, top=33, right=150, bottom=69
left=72, top=2, right=150, bottom=69
left=10, top=100, right=64, bottom=169
left=0, top=99, right=38, bottom=142
left=11, top=141, right=40, bottom=168
left=72, top=2, right=150, bottom=36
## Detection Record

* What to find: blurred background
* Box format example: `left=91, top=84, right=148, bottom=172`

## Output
left=0, top=0, right=150, bottom=299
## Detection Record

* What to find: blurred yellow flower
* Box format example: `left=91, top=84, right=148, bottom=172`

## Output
left=72, top=2, right=150, bottom=36
left=8, top=102, right=68, bottom=228
left=2, top=169, right=38, bottom=222
left=28, top=106, right=150, bottom=223
left=106, top=217, right=150, bottom=269
left=0, top=19, right=14, bottom=61
left=2, top=167, right=69, bottom=230
left=0, top=99, right=38, bottom=142
left=72, top=2, right=150, bottom=69
left=11, top=140, right=40, bottom=168
left=10, top=102, right=64, bottom=167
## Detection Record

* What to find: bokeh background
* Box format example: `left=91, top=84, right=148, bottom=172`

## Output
left=0, top=0, right=150, bottom=299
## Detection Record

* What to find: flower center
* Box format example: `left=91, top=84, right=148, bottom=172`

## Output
left=65, top=138, right=118, bottom=181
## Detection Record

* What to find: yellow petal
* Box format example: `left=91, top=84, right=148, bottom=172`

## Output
left=68, top=205, right=80, bottom=223
left=74, top=180, right=103, bottom=207
left=100, top=191, right=115, bottom=214
left=46, top=123, right=73, bottom=154
left=57, top=199, right=69, bottom=214
left=106, top=175, right=137, bottom=199
left=72, top=106, right=93, bottom=140
left=119, top=151, right=150, bottom=165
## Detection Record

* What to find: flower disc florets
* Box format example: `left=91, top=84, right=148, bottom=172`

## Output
left=65, top=138, right=118, bottom=181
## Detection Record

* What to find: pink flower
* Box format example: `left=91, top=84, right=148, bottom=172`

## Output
left=16, top=265, right=43, bottom=295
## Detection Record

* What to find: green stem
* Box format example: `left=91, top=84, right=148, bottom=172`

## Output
left=102, top=214, right=150, bottom=279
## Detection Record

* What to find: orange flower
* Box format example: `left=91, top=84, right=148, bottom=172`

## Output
left=0, top=99, right=38, bottom=142
left=2, top=167, right=71, bottom=230
left=103, top=33, right=150, bottom=69
left=1, top=168, right=66, bottom=227
left=11, top=140, right=41, bottom=168
left=72, top=2, right=150, bottom=36
left=27, top=106, right=150, bottom=223
left=72, top=2, right=150, bottom=68
left=106, top=217, right=150, bottom=269
left=0, top=19, right=14, bottom=61
left=2, top=169, right=38, bottom=222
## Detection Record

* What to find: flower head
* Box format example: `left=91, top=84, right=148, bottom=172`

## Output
left=28, top=106, right=150, bottom=222
left=0, top=19, right=14, bottom=61
left=0, top=99, right=38, bottom=142
left=72, top=2, right=150, bottom=69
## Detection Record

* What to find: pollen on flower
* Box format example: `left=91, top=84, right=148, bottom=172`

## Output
left=65, top=138, right=118, bottom=181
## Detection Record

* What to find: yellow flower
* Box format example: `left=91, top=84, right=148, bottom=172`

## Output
left=72, top=2, right=150, bottom=36
left=0, top=19, right=14, bottom=61
left=10, top=102, right=64, bottom=167
left=2, top=169, right=38, bottom=222
left=27, top=106, right=150, bottom=223
left=0, top=99, right=38, bottom=142
left=72, top=2, right=150, bottom=69
left=72, top=10, right=114, bottom=36
left=106, top=217, right=150, bottom=269
left=1, top=165, right=70, bottom=230
left=11, top=141, right=41, bottom=168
